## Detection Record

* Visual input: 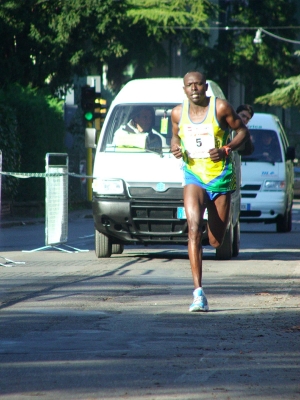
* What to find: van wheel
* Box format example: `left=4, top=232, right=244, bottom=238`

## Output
left=232, top=220, right=240, bottom=257
left=95, top=230, right=112, bottom=258
left=112, top=244, right=124, bottom=254
left=276, top=209, right=292, bottom=233
left=215, top=220, right=233, bottom=260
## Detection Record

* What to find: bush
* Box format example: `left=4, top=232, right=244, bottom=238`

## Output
left=0, top=103, right=21, bottom=200
left=0, top=84, right=66, bottom=201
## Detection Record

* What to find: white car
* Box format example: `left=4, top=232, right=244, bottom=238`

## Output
left=294, top=166, right=300, bottom=197
left=240, top=113, right=295, bottom=232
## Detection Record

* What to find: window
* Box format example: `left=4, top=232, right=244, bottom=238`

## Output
left=242, top=129, right=283, bottom=163
left=100, top=104, right=176, bottom=153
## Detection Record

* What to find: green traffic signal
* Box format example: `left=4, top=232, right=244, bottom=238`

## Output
left=84, top=111, right=94, bottom=121
left=81, top=85, right=107, bottom=123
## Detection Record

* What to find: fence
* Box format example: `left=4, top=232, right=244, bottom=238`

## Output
left=0, top=152, right=90, bottom=257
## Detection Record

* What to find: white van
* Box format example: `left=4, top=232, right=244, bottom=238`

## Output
left=86, top=78, right=241, bottom=259
left=240, top=113, right=295, bottom=232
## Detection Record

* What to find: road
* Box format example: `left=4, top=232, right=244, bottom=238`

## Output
left=0, top=203, right=299, bottom=400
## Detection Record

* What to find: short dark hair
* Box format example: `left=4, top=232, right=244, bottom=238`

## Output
left=236, top=104, right=254, bottom=118
left=130, top=106, right=155, bottom=125
left=183, top=71, right=206, bottom=82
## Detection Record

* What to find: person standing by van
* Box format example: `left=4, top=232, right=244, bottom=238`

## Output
left=236, top=104, right=254, bottom=125
left=171, top=71, right=250, bottom=312
left=236, top=104, right=255, bottom=156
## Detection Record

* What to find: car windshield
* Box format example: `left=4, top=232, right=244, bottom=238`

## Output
left=241, top=129, right=282, bottom=163
left=100, top=104, right=177, bottom=154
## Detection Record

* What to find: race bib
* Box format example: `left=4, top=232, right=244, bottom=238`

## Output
left=183, top=123, right=215, bottom=158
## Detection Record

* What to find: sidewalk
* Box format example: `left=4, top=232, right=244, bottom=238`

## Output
left=0, top=206, right=93, bottom=229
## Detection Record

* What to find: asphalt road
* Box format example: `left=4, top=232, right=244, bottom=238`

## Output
left=0, top=203, right=299, bottom=400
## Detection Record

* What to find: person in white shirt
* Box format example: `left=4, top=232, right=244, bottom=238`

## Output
left=113, top=106, right=162, bottom=152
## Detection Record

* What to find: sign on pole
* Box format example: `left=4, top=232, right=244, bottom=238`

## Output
left=45, top=153, right=69, bottom=246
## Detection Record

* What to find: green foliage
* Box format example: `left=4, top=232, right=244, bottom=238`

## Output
left=255, top=75, right=300, bottom=108
left=190, top=0, right=300, bottom=103
left=0, top=102, right=21, bottom=199
left=0, top=0, right=299, bottom=102
left=126, top=0, right=212, bottom=33
left=0, top=84, right=65, bottom=201
left=0, top=0, right=214, bottom=94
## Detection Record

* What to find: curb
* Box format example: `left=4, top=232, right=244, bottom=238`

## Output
left=0, top=210, right=93, bottom=229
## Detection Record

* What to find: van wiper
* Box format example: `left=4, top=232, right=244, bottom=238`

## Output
left=112, top=144, right=164, bottom=157
left=242, top=156, right=275, bottom=165
left=144, top=148, right=164, bottom=157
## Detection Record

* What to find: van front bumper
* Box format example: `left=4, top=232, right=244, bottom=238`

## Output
left=92, top=197, right=208, bottom=245
left=240, top=191, right=288, bottom=223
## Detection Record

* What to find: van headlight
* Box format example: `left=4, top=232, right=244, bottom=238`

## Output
left=263, top=180, right=285, bottom=191
left=92, top=179, right=125, bottom=195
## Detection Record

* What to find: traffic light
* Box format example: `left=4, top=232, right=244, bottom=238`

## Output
left=81, top=86, right=104, bottom=123
left=95, top=97, right=107, bottom=124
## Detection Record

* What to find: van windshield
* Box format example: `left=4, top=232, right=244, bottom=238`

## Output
left=101, top=104, right=177, bottom=154
left=241, top=129, right=282, bottom=163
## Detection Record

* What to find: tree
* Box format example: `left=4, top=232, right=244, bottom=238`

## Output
left=255, top=75, right=300, bottom=108
left=0, top=84, right=65, bottom=201
left=187, top=0, right=300, bottom=103
left=0, top=0, right=215, bottom=94
left=0, top=103, right=20, bottom=200
left=255, top=51, right=300, bottom=108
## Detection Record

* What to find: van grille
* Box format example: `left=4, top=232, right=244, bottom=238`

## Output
left=241, top=184, right=261, bottom=191
left=131, top=200, right=188, bottom=239
left=129, top=187, right=183, bottom=199
left=240, top=210, right=261, bottom=217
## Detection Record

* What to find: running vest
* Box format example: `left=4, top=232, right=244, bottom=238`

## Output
left=178, top=97, right=236, bottom=192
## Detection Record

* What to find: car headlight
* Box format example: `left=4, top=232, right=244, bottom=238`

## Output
left=92, top=179, right=124, bottom=195
left=263, top=180, right=285, bottom=191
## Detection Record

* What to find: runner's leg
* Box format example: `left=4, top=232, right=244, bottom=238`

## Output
left=184, top=184, right=207, bottom=288
left=206, top=193, right=231, bottom=248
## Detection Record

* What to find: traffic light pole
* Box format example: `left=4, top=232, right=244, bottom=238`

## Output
left=81, top=83, right=107, bottom=201
left=86, top=120, right=93, bottom=201
left=86, top=147, right=93, bottom=201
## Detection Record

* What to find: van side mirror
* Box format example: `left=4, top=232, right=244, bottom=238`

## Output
left=286, top=146, right=295, bottom=161
left=85, top=128, right=96, bottom=148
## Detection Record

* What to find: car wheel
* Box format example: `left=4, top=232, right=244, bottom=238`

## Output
left=95, top=230, right=112, bottom=258
left=112, top=244, right=124, bottom=254
left=276, top=209, right=292, bottom=233
left=215, top=219, right=233, bottom=260
left=232, top=220, right=240, bottom=257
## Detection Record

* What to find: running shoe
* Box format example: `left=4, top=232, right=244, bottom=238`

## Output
left=189, top=288, right=209, bottom=312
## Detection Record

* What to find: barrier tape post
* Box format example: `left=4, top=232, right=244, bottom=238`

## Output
left=22, top=153, right=88, bottom=253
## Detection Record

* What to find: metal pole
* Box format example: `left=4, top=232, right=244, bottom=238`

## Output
left=86, top=147, right=93, bottom=201
left=0, top=150, right=2, bottom=219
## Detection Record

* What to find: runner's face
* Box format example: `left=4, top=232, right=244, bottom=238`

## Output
left=183, top=73, right=208, bottom=102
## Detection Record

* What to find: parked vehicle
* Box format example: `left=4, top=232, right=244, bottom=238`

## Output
left=294, top=166, right=300, bottom=198
left=86, top=78, right=242, bottom=259
left=240, top=113, right=295, bottom=232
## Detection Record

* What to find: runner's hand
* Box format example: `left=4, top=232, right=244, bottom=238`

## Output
left=209, top=148, right=225, bottom=162
left=171, top=145, right=183, bottom=159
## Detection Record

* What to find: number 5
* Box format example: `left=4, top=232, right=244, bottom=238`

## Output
left=196, top=138, right=202, bottom=147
